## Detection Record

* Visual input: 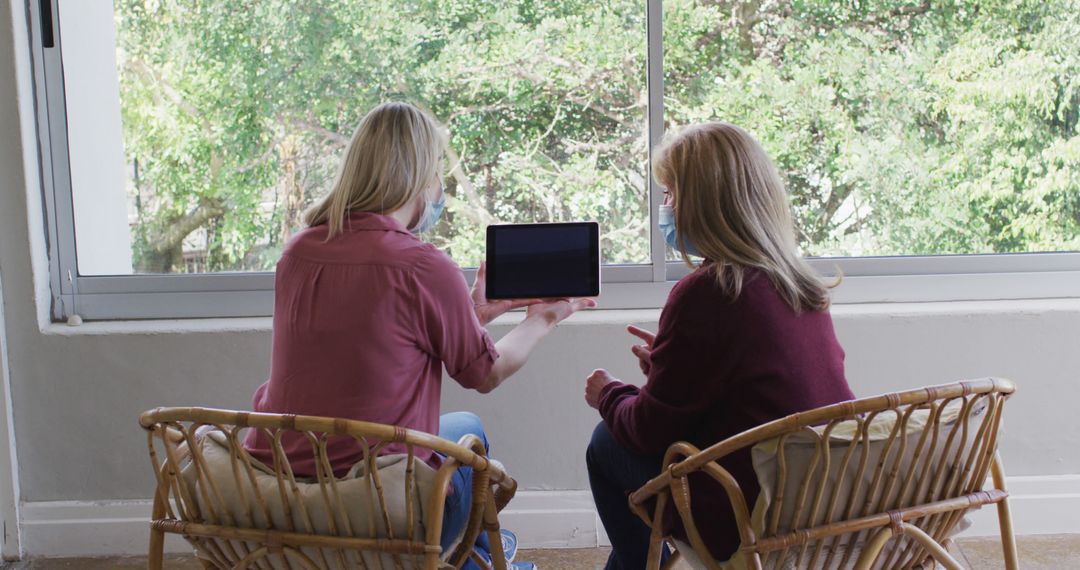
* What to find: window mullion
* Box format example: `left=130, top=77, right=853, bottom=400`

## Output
left=646, top=0, right=666, bottom=282
left=32, top=0, right=78, bottom=320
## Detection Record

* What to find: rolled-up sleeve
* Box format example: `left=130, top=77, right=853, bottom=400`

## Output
left=410, top=250, right=499, bottom=390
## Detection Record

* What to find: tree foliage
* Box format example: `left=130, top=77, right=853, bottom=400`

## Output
left=115, top=0, right=1080, bottom=272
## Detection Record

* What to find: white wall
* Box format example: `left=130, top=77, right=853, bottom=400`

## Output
left=0, top=268, right=23, bottom=560
left=2, top=0, right=1079, bottom=558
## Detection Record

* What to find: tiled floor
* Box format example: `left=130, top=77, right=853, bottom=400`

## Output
left=2, top=535, right=1076, bottom=569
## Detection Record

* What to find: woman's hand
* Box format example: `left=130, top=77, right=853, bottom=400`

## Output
left=627, top=325, right=656, bottom=376
left=471, top=262, right=541, bottom=326
left=478, top=294, right=596, bottom=394
left=525, top=297, right=597, bottom=327
left=585, top=368, right=617, bottom=409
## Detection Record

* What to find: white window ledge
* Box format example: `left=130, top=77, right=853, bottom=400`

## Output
left=40, top=297, right=1080, bottom=337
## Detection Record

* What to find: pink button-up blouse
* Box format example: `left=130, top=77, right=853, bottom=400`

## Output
left=243, top=211, right=498, bottom=477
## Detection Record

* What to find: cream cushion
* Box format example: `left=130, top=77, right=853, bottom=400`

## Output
left=675, top=400, right=985, bottom=569
left=180, top=429, right=446, bottom=569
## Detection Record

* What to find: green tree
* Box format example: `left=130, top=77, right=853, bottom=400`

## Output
left=116, top=0, right=1079, bottom=273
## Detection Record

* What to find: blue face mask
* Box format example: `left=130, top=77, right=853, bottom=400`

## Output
left=411, top=187, right=446, bottom=235
left=658, top=204, right=701, bottom=257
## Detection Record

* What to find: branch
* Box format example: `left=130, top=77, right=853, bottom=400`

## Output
left=444, top=144, right=497, bottom=226
left=150, top=198, right=226, bottom=254
left=447, top=101, right=516, bottom=123
left=125, top=58, right=212, bottom=137
left=291, top=118, right=351, bottom=147
left=734, top=0, right=764, bottom=57
left=853, top=1, right=933, bottom=31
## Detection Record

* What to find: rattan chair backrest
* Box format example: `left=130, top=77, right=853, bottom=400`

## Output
left=631, top=378, right=1016, bottom=570
left=140, top=407, right=514, bottom=570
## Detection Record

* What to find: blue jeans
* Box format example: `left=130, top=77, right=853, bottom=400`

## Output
left=439, top=412, right=492, bottom=570
left=587, top=422, right=671, bottom=570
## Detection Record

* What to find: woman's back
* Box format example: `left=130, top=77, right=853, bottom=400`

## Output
left=245, top=211, right=498, bottom=476
left=599, top=266, right=853, bottom=560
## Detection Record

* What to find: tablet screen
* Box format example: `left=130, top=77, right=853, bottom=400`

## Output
left=486, top=222, right=600, bottom=299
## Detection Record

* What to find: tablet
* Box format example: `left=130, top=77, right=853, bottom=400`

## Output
left=486, top=222, right=600, bottom=300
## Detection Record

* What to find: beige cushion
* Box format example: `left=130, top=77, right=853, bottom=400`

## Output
left=676, top=400, right=985, bottom=569
left=179, top=429, right=445, bottom=569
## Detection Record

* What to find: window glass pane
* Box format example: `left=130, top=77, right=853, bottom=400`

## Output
left=73, top=0, right=649, bottom=275
left=665, top=0, right=1080, bottom=258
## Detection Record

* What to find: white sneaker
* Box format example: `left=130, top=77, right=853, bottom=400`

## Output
left=500, top=529, right=518, bottom=563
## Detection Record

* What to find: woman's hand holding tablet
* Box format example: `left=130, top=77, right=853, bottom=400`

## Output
left=470, top=262, right=543, bottom=326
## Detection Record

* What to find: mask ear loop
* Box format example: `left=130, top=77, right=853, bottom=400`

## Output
left=409, top=177, right=442, bottom=233
left=408, top=193, right=429, bottom=233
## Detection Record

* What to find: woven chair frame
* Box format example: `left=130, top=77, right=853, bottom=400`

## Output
left=140, top=407, right=518, bottom=570
left=629, top=378, right=1020, bottom=570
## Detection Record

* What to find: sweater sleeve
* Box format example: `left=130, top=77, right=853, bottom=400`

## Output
left=598, top=272, right=741, bottom=454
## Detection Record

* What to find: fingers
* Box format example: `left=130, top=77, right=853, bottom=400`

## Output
left=506, top=298, right=544, bottom=309
left=571, top=298, right=598, bottom=311
left=630, top=345, right=651, bottom=376
left=470, top=263, right=486, bottom=300
left=626, top=325, right=656, bottom=345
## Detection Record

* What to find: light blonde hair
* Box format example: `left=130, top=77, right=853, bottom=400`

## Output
left=305, top=102, right=447, bottom=237
left=652, top=122, right=834, bottom=312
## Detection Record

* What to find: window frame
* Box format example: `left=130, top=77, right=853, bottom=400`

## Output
left=30, top=0, right=1080, bottom=322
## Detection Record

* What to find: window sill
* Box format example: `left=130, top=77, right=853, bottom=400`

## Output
left=44, top=262, right=1080, bottom=326
left=41, top=297, right=1080, bottom=336
left=41, top=317, right=273, bottom=336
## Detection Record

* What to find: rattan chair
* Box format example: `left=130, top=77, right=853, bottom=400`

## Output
left=140, top=407, right=518, bottom=570
left=629, top=378, right=1020, bottom=570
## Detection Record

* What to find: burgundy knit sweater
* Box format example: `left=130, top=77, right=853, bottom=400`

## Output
left=598, top=265, right=854, bottom=561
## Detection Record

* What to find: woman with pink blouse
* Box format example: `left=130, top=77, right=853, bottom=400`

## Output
left=245, top=102, right=593, bottom=569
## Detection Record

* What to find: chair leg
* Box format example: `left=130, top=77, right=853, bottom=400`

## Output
left=853, top=527, right=896, bottom=570
left=645, top=493, right=669, bottom=570
left=992, top=454, right=1021, bottom=570
left=484, top=495, right=508, bottom=570
left=900, top=524, right=966, bottom=570
left=148, top=491, right=167, bottom=570
left=148, top=527, right=165, bottom=570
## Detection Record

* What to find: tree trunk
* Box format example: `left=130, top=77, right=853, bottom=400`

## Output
left=278, top=135, right=305, bottom=244
left=142, top=198, right=226, bottom=273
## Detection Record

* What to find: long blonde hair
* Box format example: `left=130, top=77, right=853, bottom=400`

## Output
left=652, top=122, right=833, bottom=312
left=305, top=102, right=447, bottom=237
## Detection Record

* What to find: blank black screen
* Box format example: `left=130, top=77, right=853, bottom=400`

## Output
left=486, top=223, right=599, bottom=299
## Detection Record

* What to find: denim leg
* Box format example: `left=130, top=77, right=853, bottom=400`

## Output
left=587, top=421, right=670, bottom=570
left=438, top=412, right=491, bottom=569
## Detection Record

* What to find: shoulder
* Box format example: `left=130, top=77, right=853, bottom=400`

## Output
left=281, top=224, right=440, bottom=270
left=666, top=265, right=734, bottom=312
left=412, top=243, right=467, bottom=282
left=280, top=225, right=327, bottom=255
left=662, top=266, right=733, bottom=327
left=735, top=268, right=836, bottom=331
left=736, top=268, right=785, bottom=307
left=666, top=266, right=799, bottom=319
left=669, top=265, right=719, bottom=300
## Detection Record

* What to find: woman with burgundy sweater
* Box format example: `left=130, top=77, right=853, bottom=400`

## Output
left=244, top=102, right=593, bottom=570
left=584, top=122, right=855, bottom=570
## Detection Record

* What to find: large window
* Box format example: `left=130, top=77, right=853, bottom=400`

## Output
left=30, top=0, right=1080, bottom=320
left=665, top=0, right=1080, bottom=259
